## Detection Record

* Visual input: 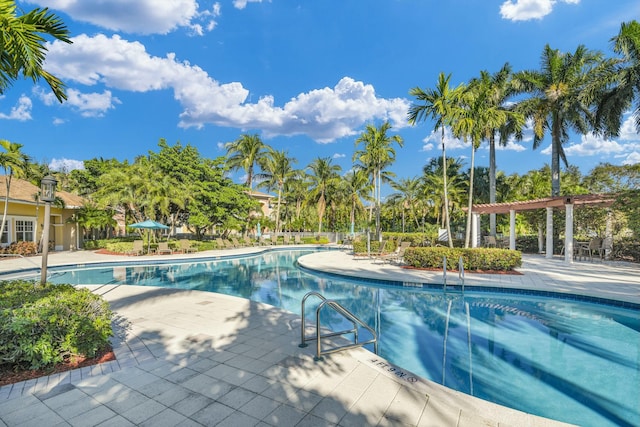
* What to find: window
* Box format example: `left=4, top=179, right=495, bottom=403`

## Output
left=15, top=220, right=34, bottom=242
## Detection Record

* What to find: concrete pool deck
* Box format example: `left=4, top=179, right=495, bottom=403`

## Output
left=0, top=246, right=638, bottom=426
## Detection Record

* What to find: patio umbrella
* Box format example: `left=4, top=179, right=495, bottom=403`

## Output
left=256, top=222, right=261, bottom=238
left=129, top=220, right=170, bottom=253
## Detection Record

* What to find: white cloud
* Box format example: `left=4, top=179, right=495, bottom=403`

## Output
left=233, top=0, right=264, bottom=10
left=420, top=127, right=470, bottom=152
left=333, top=153, right=346, bottom=159
left=52, top=117, right=66, bottom=125
left=622, top=151, right=640, bottom=165
left=217, top=142, right=225, bottom=150
left=564, top=133, right=627, bottom=157
left=49, top=158, right=85, bottom=172
left=619, top=114, right=640, bottom=142
left=45, top=34, right=410, bottom=143
left=37, top=86, right=120, bottom=117
left=0, top=95, right=32, bottom=121
left=25, top=0, right=211, bottom=35
left=499, top=0, right=580, bottom=22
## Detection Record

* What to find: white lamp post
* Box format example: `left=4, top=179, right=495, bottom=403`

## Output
left=40, top=175, right=57, bottom=285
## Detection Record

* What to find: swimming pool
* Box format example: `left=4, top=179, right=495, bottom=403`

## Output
left=9, top=249, right=639, bottom=427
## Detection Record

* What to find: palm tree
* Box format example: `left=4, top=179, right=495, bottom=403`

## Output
left=307, top=157, right=341, bottom=235
left=470, top=64, right=525, bottom=237
left=454, top=73, right=517, bottom=247
left=342, top=169, right=372, bottom=235
left=596, top=20, right=640, bottom=135
left=514, top=44, right=604, bottom=197
left=421, top=157, right=466, bottom=236
left=256, top=149, right=297, bottom=233
left=0, top=1, right=72, bottom=102
left=390, top=177, right=422, bottom=232
left=225, top=133, right=270, bottom=193
left=353, top=121, right=403, bottom=239
left=0, top=140, right=30, bottom=242
left=409, top=73, right=466, bottom=247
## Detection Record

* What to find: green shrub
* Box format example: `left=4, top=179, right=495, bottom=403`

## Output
left=404, top=247, right=521, bottom=271
left=0, top=281, right=113, bottom=370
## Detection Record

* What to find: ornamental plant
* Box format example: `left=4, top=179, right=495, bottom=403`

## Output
left=0, top=281, right=113, bottom=370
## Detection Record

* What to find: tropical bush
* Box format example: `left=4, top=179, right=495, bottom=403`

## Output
left=0, top=281, right=113, bottom=370
left=0, top=241, right=37, bottom=256
left=403, top=247, right=522, bottom=271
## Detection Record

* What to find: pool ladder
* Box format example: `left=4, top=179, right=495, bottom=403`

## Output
left=299, top=291, right=378, bottom=361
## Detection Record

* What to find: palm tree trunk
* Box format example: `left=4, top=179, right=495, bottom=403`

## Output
left=465, top=145, right=476, bottom=248
left=441, top=127, right=454, bottom=248
left=275, top=185, right=282, bottom=234
left=0, top=175, right=12, bottom=243
left=489, top=133, right=496, bottom=236
left=551, top=113, right=561, bottom=197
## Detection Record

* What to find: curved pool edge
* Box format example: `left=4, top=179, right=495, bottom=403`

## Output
left=297, top=250, right=640, bottom=307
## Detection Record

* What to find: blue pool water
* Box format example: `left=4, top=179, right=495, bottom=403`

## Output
left=14, top=249, right=640, bottom=427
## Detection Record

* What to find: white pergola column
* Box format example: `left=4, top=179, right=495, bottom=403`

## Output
left=545, top=207, right=554, bottom=259
left=509, top=209, right=516, bottom=250
left=471, top=213, right=479, bottom=248
left=564, top=202, right=574, bottom=264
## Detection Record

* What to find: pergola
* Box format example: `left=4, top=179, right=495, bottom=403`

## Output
left=470, top=194, right=616, bottom=263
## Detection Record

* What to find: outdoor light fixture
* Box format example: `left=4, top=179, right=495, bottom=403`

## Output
left=40, top=175, right=58, bottom=285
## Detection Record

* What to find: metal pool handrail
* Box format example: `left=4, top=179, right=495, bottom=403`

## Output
left=299, top=291, right=378, bottom=361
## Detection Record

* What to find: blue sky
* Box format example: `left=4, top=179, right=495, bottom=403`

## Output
left=2, top=0, right=639, bottom=191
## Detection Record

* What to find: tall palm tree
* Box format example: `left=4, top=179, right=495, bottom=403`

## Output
left=596, top=20, right=640, bottom=135
left=409, top=73, right=466, bottom=247
left=306, top=157, right=341, bottom=234
left=256, top=149, right=297, bottom=233
left=470, top=64, right=525, bottom=236
left=353, top=121, right=403, bottom=239
left=454, top=73, right=516, bottom=247
left=0, top=1, right=72, bottom=102
left=390, top=177, right=422, bottom=232
left=0, top=140, right=30, bottom=241
left=421, top=157, right=466, bottom=234
left=514, top=44, right=604, bottom=197
left=342, top=169, right=372, bottom=235
left=224, top=133, right=270, bottom=193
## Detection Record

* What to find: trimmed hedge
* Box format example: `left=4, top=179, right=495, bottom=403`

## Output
left=403, top=247, right=522, bottom=271
left=0, top=281, right=113, bottom=370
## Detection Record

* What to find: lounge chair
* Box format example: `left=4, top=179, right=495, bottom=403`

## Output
left=283, top=235, right=292, bottom=245
left=179, top=239, right=197, bottom=254
left=271, top=234, right=279, bottom=245
left=294, top=235, right=302, bottom=245
left=215, top=238, right=227, bottom=250
left=377, top=241, right=411, bottom=264
left=372, top=240, right=389, bottom=263
left=231, top=237, right=244, bottom=248
left=157, top=242, right=173, bottom=255
left=244, top=236, right=257, bottom=247
left=127, top=240, right=144, bottom=256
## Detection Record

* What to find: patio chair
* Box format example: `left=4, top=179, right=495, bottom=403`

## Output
left=271, top=234, right=279, bottom=245
left=484, top=236, right=497, bottom=248
left=231, top=237, right=244, bottom=248
left=579, top=237, right=602, bottom=262
left=179, top=239, right=197, bottom=254
left=372, top=240, right=389, bottom=263
left=127, top=240, right=144, bottom=256
left=157, top=242, right=173, bottom=255
left=294, top=235, right=302, bottom=245
left=283, top=235, right=292, bottom=245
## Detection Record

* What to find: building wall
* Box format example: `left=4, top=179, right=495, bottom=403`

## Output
left=0, top=201, right=80, bottom=251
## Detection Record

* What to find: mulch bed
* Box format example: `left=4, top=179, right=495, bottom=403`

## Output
left=0, top=347, right=116, bottom=387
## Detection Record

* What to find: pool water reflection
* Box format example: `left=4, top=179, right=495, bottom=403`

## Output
left=41, top=249, right=639, bottom=427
